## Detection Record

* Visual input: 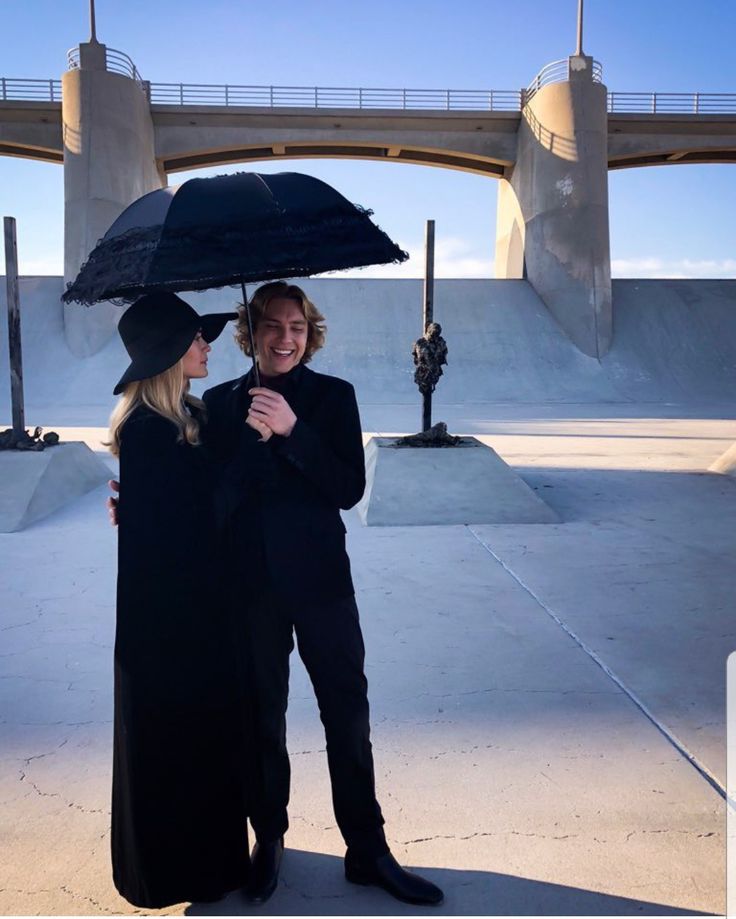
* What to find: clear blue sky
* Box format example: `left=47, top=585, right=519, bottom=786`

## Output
left=2, top=0, right=735, bottom=277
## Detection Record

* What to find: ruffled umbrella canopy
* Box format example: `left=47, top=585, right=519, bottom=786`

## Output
left=62, top=171, right=408, bottom=306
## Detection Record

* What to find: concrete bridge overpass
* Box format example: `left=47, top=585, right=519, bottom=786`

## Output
left=3, top=80, right=735, bottom=174
left=1, top=43, right=735, bottom=358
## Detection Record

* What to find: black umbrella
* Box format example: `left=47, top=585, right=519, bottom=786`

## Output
left=62, top=171, right=408, bottom=385
left=62, top=171, right=408, bottom=304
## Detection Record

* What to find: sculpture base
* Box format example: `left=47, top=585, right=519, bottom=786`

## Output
left=357, top=436, right=559, bottom=527
left=709, top=442, right=736, bottom=477
left=0, top=442, right=111, bottom=533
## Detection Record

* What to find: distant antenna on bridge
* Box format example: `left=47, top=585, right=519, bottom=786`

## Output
left=89, top=0, right=98, bottom=43
left=576, top=0, right=584, bottom=55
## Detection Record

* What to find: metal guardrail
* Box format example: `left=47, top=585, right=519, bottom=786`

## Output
left=0, top=77, right=62, bottom=101
left=2, top=75, right=736, bottom=116
left=66, top=46, right=145, bottom=86
left=608, top=92, right=736, bottom=114
left=148, top=82, right=523, bottom=110
left=525, top=57, right=603, bottom=103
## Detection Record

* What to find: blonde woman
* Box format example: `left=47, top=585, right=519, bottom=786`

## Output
left=108, top=292, right=251, bottom=908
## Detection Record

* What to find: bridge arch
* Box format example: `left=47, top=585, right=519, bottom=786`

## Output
left=608, top=162, right=736, bottom=279
left=160, top=140, right=509, bottom=177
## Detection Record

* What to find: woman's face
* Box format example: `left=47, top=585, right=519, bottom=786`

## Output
left=253, top=297, right=309, bottom=377
left=181, top=331, right=211, bottom=381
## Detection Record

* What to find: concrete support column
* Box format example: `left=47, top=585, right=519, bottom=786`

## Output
left=62, top=42, right=164, bottom=356
left=495, top=56, right=612, bottom=358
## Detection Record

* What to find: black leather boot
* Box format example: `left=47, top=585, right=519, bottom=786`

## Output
left=345, top=849, right=444, bottom=905
left=245, top=837, right=284, bottom=903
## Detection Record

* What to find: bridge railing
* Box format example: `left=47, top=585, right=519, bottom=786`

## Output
left=0, top=78, right=62, bottom=102
left=524, top=57, right=604, bottom=103
left=148, top=82, right=524, bottom=110
left=66, top=46, right=146, bottom=87
left=608, top=92, right=736, bottom=114
left=3, top=77, right=736, bottom=116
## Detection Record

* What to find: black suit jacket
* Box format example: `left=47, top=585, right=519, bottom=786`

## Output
left=202, top=365, right=365, bottom=603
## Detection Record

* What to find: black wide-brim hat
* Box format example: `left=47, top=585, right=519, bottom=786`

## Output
left=113, top=292, right=237, bottom=395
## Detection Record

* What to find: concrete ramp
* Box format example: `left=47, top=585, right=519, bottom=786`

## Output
left=709, top=441, right=736, bottom=476
left=1, top=277, right=736, bottom=425
left=605, top=280, right=736, bottom=402
left=0, top=442, right=111, bottom=532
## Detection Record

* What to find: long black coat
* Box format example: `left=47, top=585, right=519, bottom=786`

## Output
left=112, top=405, right=250, bottom=909
left=202, top=365, right=366, bottom=602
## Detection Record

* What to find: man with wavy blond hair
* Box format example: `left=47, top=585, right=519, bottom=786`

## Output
left=202, top=280, right=443, bottom=907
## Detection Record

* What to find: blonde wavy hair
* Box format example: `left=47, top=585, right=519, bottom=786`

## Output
left=234, top=281, right=326, bottom=363
left=107, top=360, right=205, bottom=457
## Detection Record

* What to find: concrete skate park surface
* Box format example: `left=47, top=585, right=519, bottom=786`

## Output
left=0, top=278, right=734, bottom=915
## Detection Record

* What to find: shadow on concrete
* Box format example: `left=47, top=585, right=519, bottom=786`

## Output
left=510, top=465, right=736, bottom=524
left=185, top=848, right=704, bottom=916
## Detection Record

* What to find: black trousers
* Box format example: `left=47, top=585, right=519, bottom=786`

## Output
left=241, top=588, right=388, bottom=859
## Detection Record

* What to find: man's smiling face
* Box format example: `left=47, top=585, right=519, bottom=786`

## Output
left=253, top=296, right=309, bottom=377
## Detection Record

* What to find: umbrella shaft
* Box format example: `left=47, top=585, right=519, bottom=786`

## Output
left=241, top=281, right=261, bottom=389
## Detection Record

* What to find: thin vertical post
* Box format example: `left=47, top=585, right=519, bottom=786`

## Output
left=422, top=219, right=435, bottom=431
left=240, top=281, right=260, bottom=389
left=576, top=0, right=584, bottom=55
left=89, top=0, right=98, bottom=42
left=4, top=217, right=25, bottom=437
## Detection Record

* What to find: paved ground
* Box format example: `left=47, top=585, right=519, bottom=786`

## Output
left=1, top=401, right=733, bottom=915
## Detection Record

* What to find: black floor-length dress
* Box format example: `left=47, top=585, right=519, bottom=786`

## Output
left=112, top=404, right=250, bottom=908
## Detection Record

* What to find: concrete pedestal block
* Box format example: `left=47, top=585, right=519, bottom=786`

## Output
left=357, top=436, right=559, bottom=526
left=709, top=442, right=736, bottom=477
left=0, top=442, right=110, bottom=532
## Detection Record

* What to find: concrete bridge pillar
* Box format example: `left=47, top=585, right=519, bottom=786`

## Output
left=495, top=56, right=612, bottom=358
left=62, top=42, right=164, bottom=356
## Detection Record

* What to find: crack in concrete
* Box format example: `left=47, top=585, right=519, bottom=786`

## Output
left=59, top=885, right=118, bottom=914
left=19, top=768, right=108, bottom=815
left=429, top=743, right=501, bottom=759
left=0, top=888, right=53, bottom=896
left=0, top=617, right=43, bottom=632
left=624, top=829, right=718, bottom=841
left=290, top=813, right=337, bottom=832
left=19, top=771, right=60, bottom=800
left=402, top=829, right=577, bottom=844
left=22, top=738, right=68, bottom=765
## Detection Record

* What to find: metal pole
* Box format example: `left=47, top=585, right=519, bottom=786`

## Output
left=576, top=0, right=584, bottom=55
left=240, top=281, right=261, bottom=389
left=4, top=217, right=25, bottom=437
left=422, top=219, right=435, bottom=431
left=89, top=0, right=98, bottom=42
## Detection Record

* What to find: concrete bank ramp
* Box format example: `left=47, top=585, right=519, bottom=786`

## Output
left=710, top=441, right=736, bottom=476
left=1, top=277, right=735, bottom=424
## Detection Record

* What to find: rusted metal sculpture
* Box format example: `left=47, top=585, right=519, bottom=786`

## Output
left=0, top=426, right=59, bottom=451
left=412, top=322, right=448, bottom=396
left=396, top=421, right=460, bottom=448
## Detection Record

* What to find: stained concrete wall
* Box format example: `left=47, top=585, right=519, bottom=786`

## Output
left=496, top=56, right=612, bottom=360
left=1, top=278, right=735, bottom=428
left=61, top=43, right=165, bottom=358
